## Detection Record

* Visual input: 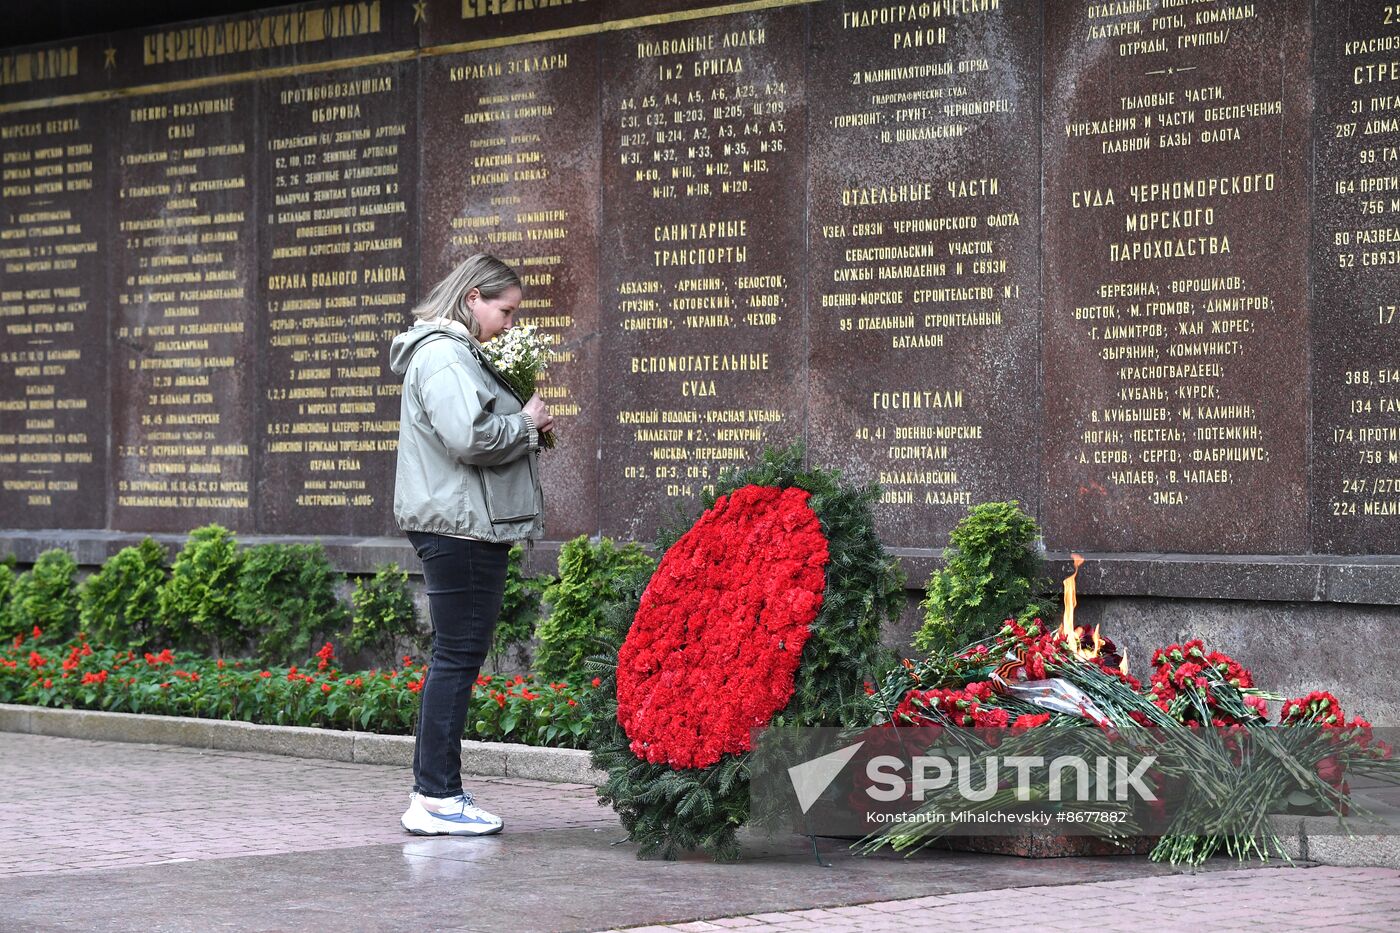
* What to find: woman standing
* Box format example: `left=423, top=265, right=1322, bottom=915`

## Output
left=389, top=254, right=553, bottom=835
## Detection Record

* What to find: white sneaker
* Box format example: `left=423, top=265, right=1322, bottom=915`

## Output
left=400, top=792, right=504, bottom=836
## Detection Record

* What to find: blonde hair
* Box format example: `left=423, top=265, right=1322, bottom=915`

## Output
left=412, top=254, right=522, bottom=339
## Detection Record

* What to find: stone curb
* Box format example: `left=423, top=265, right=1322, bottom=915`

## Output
left=0, top=703, right=606, bottom=786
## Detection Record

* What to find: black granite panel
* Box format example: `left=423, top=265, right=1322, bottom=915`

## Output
left=1146, top=557, right=1322, bottom=603
left=1042, top=0, right=1312, bottom=554
left=1311, top=0, right=1400, bottom=554
left=109, top=85, right=259, bottom=533
left=255, top=60, right=417, bottom=537
left=1322, top=560, right=1400, bottom=605
left=805, top=0, right=1042, bottom=552
left=0, top=102, right=110, bottom=528
left=596, top=6, right=808, bottom=542
left=419, top=36, right=601, bottom=541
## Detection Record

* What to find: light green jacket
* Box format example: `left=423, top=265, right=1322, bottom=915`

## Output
left=390, top=321, right=543, bottom=542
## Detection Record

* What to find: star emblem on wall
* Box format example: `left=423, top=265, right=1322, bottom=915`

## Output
left=413, top=1, right=427, bottom=24
left=103, top=47, right=117, bottom=71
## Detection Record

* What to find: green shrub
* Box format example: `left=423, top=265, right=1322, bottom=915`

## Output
left=0, top=561, right=16, bottom=635
left=913, top=501, right=1052, bottom=656
left=346, top=563, right=423, bottom=659
left=535, top=536, right=654, bottom=682
left=5, top=549, right=80, bottom=642
left=156, top=524, right=243, bottom=653
left=235, top=542, right=347, bottom=664
left=78, top=538, right=168, bottom=649
left=491, top=545, right=551, bottom=672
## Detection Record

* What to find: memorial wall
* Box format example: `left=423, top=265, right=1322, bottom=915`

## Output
left=1, top=0, right=1397, bottom=579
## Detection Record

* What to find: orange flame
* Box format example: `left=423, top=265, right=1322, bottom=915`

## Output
left=1060, top=554, right=1106, bottom=662
left=1059, top=553, right=1083, bottom=644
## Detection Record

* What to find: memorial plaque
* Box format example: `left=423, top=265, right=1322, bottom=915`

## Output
left=805, top=0, right=1042, bottom=551
left=420, top=36, right=601, bottom=540
left=597, top=7, right=807, bottom=542
left=110, top=85, right=259, bottom=533
left=420, top=0, right=601, bottom=46
left=256, top=61, right=417, bottom=536
left=1042, top=0, right=1310, bottom=553
left=1312, top=0, right=1400, bottom=554
left=0, top=102, right=110, bottom=528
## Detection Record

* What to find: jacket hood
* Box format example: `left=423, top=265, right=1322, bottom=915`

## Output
left=389, top=321, right=475, bottom=376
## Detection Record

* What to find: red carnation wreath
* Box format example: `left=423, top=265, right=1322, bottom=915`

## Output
left=615, top=485, right=830, bottom=769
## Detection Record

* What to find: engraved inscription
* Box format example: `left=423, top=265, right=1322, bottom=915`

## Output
left=806, top=0, right=1040, bottom=547
left=111, top=89, right=257, bottom=529
left=1313, top=0, right=1400, bottom=551
left=600, top=10, right=806, bottom=541
left=257, top=65, right=413, bottom=534
left=1043, top=0, right=1309, bottom=552
left=0, top=107, right=107, bottom=527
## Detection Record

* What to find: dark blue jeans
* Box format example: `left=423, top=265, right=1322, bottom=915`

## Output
left=407, top=531, right=511, bottom=798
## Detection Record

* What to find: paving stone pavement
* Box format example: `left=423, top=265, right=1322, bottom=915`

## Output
left=607, top=865, right=1400, bottom=932
left=0, top=732, right=610, bottom=878
left=2, top=732, right=1399, bottom=933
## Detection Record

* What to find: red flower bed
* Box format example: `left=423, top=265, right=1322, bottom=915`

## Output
left=615, top=485, right=829, bottom=768
left=0, top=633, right=598, bottom=749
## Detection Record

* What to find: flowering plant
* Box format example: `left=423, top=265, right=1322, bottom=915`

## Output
left=1, top=630, right=596, bottom=748
left=586, top=445, right=905, bottom=860
left=482, top=323, right=555, bottom=448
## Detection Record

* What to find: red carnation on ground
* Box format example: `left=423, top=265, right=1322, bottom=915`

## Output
left=891, top=683, right=1015, bottom=729
left=1281, top=690, right=1345, bottom=726
left=1147, top=640, right=1258, bottom=725
left=615, top=485, right=830, bottom=769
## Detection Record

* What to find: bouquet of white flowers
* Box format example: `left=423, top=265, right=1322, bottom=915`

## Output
left=483, top=323, right=555, bottom=448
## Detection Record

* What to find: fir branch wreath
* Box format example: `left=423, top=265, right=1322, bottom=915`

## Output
left=583, top=445, right=905, bottom=860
